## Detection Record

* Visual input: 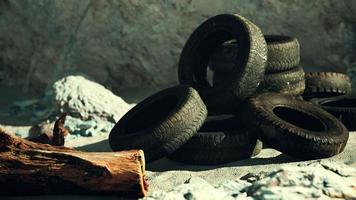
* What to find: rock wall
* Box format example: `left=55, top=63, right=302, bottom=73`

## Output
left=0, top=0, right=355, bottom=94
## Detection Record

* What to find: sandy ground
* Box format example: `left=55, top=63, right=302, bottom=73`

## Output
left=55, top=132, right=356, bottom=192
left=2, top=129, right=355, bottom=200
left=0, top=85, right=355, bottom=199
left=57, top=130, right=356, bottom=191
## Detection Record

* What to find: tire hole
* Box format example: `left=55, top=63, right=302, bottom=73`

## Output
left=208, top=40, right=238, bottom=87
left=206, top=67, right=214, bottom=87
left=322, top=98, right=356, bottom=107
left=273, top=106, right=325, bottom=132
left=192, top=29, right=235, bottom=88
left=125, top=95, right=179, bottom=134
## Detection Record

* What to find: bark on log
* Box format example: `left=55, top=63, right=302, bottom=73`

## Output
left=0, top=128, right=148, bottom=198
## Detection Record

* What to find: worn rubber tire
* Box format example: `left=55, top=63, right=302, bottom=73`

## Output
left=213, top=67, right=305, bottom=96
left=209, top=35, right=299, bottom=73
left=257, top=66, right=305, bottom=95
left=264, top=35, right=300, bottom=73
left=244, top=92, right=349, bottom=159
left=178, top=14, right=267, bottom=114
left=311, top=95, right=356, bottom=131
left=169, top=116, right=262, bottom=165
left=109, top=85, right=208, bottom=162
left=304, top=72, right=352, bottom=99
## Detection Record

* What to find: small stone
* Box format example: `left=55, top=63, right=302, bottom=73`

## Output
left=183, top=192, right=194, bottom=200
left=78, top=120, right=96, bottom=130
left=240, top=171, right=268, bottom=183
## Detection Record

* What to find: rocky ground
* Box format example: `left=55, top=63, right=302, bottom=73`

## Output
left=144, top=160, right=356, bottom=200
left=0, top=76, right=355, bottom=200
left=143, top=139, right=356, bottom=200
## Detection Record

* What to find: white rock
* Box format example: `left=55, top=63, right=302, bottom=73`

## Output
left=50, top=75, right=132, bottom=123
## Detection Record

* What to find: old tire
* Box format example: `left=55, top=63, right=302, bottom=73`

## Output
left=245, top=92, right=349, bottom=159
left=209, top=35, right=299, bottom=73
left=304, top=72, right=352, bottom=100
left=109, top=85, right=208, bottom=162
left=311, top=95, right=356, bottom=131
left=303, top=92, right=349, bottom=101
left=264, top=35, right=300, bottom=73
left=169, top=116, right=262, bottom=165
left=257, top=66, right=305, bottom=95
left=178, top=14, right=267, bottom=114
left=214, top=67, right=305, bottom=96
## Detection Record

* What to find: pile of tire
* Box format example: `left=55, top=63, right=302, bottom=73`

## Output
left=109, top=14, right=349, bottom=165
left=304, top=72, right=356, bottom=131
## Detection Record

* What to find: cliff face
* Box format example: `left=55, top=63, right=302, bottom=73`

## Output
left=0, top=0, right=355, bottom=94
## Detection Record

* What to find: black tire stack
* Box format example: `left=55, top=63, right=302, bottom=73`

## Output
left=109, top=14, right=350, bottom=165
left=210, top=35, right=305, bottom=96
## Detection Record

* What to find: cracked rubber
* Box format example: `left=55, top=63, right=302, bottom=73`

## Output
left=209, top=35, right=299, bottom=73
left=169, top=115, right=262, bottom=165
left=257, top=66, right=305, bottom=95
left=244, top=92, right=348, bottom=159
left=311, top=95, right=356, bottom=131
left=303, top=72, right=352, bottom=100
left=264, top=35, right=300, bottom=73
left=214, top=66, right=305, bottom=96
left=109, top=85, right=208, bottom=162
left=178, top=14, right=267, bottom=114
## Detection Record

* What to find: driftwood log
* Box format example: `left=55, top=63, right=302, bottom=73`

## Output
left=0, top=129, right=148, bottom=198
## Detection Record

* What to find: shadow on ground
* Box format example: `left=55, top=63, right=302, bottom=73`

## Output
left=146, top=152, right=299, bottom=172
left=76, top=138, right=299, bottom=172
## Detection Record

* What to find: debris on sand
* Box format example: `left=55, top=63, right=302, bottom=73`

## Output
left=143, top=161, right=356, bottom=200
